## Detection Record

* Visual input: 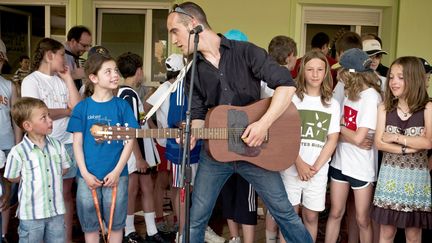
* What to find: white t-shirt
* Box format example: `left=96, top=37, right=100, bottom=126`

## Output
left=0, top=149, right=4, bottom=197
left=146, top=81, right=171, bottom=147
left=331, top=88, right=381, bottom=182
left=0, top=76, right=15, bottom=150
left=21, top=71, right=72, bottom=144
left=282, top=94, right=340, bottom=177
left=260, top=81, right=274, bottom=98
left=332, top=81, right=345, bottom=113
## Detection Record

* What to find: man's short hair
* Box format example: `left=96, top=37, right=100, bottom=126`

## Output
left=311, top=32, right=330, bottom=49
left=12, top=97, right=47, bottom=130
left=268, top=35, right=297, bottom=65
left=67, top=25, right=91, bottom=41
left=335, top=31, right=362, bottom=54
left=173, top=2, right=211, bottom=29
left=117, top=52, right=143, bottom=79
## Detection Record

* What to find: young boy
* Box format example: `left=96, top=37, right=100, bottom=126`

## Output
left=13, top=54, right=31, bottom=96
left=4, top=97, right=71, bottom=242
left=116, top=52, right=167, bottom=243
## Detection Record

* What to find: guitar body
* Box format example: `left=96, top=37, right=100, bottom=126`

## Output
left=204, top=98, right=301, bottom=171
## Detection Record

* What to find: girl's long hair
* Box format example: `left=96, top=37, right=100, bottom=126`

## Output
left=32, top=38, right=64, bottom=71
left=295, top=50, right=333, bottom=107
left=384, top=56, right=429, bottom=112
left=83, top=53, right=115, bottom=97
left=338, top=69, right=382, bottom=101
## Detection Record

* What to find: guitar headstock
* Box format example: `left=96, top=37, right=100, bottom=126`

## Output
left=90, top=123, right=136, bottom=143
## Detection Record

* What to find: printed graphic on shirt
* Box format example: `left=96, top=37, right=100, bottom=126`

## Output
left=0, top=95, right=9, bottom=105
left=299, top=110, right=331, bottom=143
left=344, top=105, right=358, bottom=131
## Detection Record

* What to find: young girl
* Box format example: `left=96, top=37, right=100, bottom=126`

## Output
left=67, top=53, right=138, bottom=243
left=21, top=37, right=81, bottom=243
left=371, top=56, right=432, bottom=243
left=325, top=48, right=382, bottom=243
left=280, top=50, right=340, bottom=242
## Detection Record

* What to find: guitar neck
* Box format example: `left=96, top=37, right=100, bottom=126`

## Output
left=136, top=128, right=230, bottom=140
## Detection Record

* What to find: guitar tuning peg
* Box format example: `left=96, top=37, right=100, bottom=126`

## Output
left=108, top=126, right=112, bottom=130
left=116, top=123, right=120, bottom=127
left=117, top=135, right=121, bottom=139
left=107, top=141, right=111, bottom=144
left=125, top=135, right=130, bottom=139
left=108, top=136, right=112, bottom=140
left=125, top=123, right=129, bottom=127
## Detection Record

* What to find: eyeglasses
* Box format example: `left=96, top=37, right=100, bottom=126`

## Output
left=79, top=42, right=92, bottom=49
left=170, top=4, right=193, bottom=19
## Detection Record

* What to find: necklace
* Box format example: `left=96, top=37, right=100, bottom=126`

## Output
left=397, top=106, right=410, bottom=117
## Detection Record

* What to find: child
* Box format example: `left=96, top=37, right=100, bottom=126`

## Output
left=67, top=52, right=138, bottom=243
left=4, top=97, right=71, bottom=242
left=0, top=38, right=22, bottom=242
left=263, top=34, right=297, bottom=243
left=21, top=37, right=81, bottom=243
left=145, top=54, right=182, bottom=233
left=0, top=150, right=10, bottom=242
left=116, top=52, right=167, bottom=243
left=325, top=48, right=382, bottom=243
left=13, top=54, right=31, bottom=96
left=280, top=50, right=340, bottom=242
left=371, top=56, right=432, bottom=242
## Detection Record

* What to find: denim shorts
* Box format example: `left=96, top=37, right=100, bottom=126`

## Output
left=63, top=143, right=77, bottom=179
left=76, top=176, right=128, bottom=232
left=18, top=214, right=65, bottom=243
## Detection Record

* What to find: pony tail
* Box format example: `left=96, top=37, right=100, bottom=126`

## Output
left=31, top=38, right=63, bottom=71
left=32, top=48, right=44, bottom=71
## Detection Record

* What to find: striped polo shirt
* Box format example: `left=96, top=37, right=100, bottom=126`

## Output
left=4, top=135, right=71, bottom=220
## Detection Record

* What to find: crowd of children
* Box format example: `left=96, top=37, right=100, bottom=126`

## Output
left=0, top=19, right=432, bottom=243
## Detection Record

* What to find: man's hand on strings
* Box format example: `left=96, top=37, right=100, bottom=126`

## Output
left=241, top=120, right=269, bottom=147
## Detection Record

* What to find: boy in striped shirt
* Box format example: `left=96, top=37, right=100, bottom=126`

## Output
left=4, top=97, right=70, bottom=242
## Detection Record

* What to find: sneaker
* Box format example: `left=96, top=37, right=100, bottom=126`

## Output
left=228, top=237, right=241, bottom=243
left=1, top=237, right=8, bottom=243
left=156, top=221, right=178, bottom=234
left=146, top=232, right=170, bottom=243
left=123, top=232, right=146, bottom=243
left=204, top=226, right=225, bottom=243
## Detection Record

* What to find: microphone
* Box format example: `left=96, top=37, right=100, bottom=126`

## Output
left=189, top=25, right=203, bottom=34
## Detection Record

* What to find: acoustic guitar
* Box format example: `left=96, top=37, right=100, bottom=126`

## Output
left=90, top=98, right=301, bottom=171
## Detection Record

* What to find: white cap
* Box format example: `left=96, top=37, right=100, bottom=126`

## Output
left=0, top=39, right=8, bottom=61
left=165, top=54, right=184, bottom=72
left=362, top=39, right=387, bottom=56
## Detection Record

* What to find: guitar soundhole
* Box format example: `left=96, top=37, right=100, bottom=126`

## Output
left=227, top=109, right=261, bottom=157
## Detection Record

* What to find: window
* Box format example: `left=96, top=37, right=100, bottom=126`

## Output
left=0, top=3, right=66, bottom=73
left=301, top=6, right=382, bottom=56
left=95, top=1, right=170, bottom=85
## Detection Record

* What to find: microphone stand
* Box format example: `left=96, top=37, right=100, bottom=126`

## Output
left=180, top=30, right=200, bottom=243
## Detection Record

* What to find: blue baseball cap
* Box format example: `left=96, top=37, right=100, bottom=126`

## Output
left=224, top=29, right=248, bottom=42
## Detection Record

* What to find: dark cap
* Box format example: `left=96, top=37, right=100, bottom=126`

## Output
left=419, top=57, right=432, bottom=73
left=339, top=48, right=373, bottom=73
left=88, top=45, right=109, bottom=57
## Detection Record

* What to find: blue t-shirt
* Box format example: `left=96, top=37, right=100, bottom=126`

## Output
left=67, top=97, right=139, bottom=180
left=165, top=84, right=201, bottom=164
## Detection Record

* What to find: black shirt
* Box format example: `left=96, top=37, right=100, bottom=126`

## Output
left=186, top=35, right=295, bottom=120
left=376, top=63, right=389, bottom=77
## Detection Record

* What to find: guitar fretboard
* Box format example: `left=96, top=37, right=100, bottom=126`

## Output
left=137, top=128, right=235, bottom=140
